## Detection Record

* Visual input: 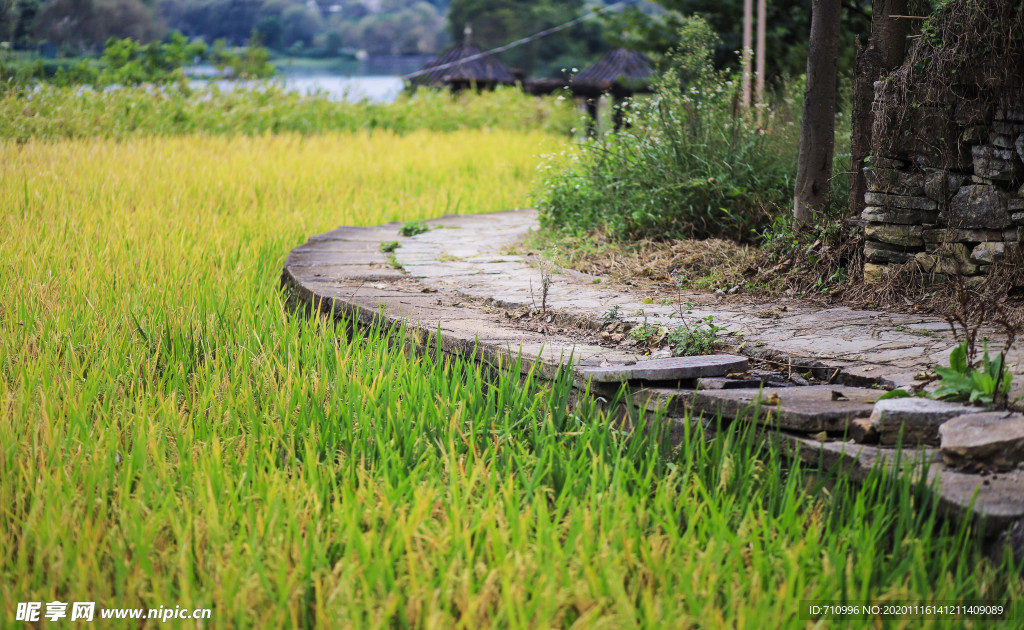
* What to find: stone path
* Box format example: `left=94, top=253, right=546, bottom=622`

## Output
left=282, top=209, right=1024, bottom=543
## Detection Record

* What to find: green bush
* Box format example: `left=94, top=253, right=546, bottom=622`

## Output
left=535, top=16, right=801, bottom=243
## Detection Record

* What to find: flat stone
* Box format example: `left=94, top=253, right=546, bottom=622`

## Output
left=923, top=170, right=968, bottom=202
left=864, top=241, right=919, bottom=264
left=864, top=168, right=924, bottom=196
left=581, top=354, right=748, bottom=383
left=1009, top=197, right=1024, bottom=212
left=865, top=223, right=924, bottom=247
left=861, top=206, right=937, bottom=225
left=696, top=377, right=763, bottom=390
left=972, top=145, right=1024, bottom=182
left=1012, top=212, right=1024, bottom=226
left=924, top=228, right=1004, bottom=243
left=1017, top=134, right=1024, bottom=162
left=871, top=397, right=974, bottom=446
left=940, top=411, right=1024, bottom=472
left=692, top=385, right=881, bottom=433
left=946, top=185, right=1011, bottom=229
left=993, top=120, right=1024, bottom=136
left=863, top=191, right=937, bottom=210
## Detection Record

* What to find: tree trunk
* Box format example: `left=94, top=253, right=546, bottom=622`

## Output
left=793, top=0, right=843, bottom=226
left=742, top=0, right=753, bottom=107
left=849, top=0, right=909, bottom=218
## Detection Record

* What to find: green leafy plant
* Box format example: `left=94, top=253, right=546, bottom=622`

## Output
left=534, top=16, right=801, bottom=243
left=601, top=305, right=621, bottom=323
left=399, top=220, right=429, bottom=237
left=931, top=340, right=1012, bottom=406
left=667, top=315, right=725, bottom=356
left=379, top=240, right=400, bottom=253
left=628, top=320, right=667, bottom=346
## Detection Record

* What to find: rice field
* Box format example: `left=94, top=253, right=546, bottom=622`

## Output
left=1, top=129, right=1022, bottom=628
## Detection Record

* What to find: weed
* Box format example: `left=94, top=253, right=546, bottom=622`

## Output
left=379, top=240, right=400, bottom=253
left=667, top=315, right=726, bottom=356
left=399, top=220, right=429, bottom=237
left=602, top=305, right=621, bottom=323
left=932, top=340, right=1013, bottom=406
left=628, top=320, right=668, bottom=346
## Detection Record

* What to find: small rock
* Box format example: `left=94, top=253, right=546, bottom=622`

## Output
left=916, top=243, right=977, bottom=276
left=848, top=417, right=878, bottom=443
left=1017, top=134, right=1024, bottom=163
left=871, top=397, right=973, bottom=446
left=971, top=241, right=1009, bottom=264
left=940, top=411, right=1024, bottom=471
left=863, top=263, right=887, bottom=282
left=1012, top=212, right=1024, bottom=226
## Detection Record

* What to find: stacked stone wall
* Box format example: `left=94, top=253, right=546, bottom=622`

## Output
left=863, top=85, right=1024, bottom=282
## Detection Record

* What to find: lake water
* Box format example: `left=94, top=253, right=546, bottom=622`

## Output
left=278, top=74, right=405, bottom=103
left=190, top=56, right=431, bottom=104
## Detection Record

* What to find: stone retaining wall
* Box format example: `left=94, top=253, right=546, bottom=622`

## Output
left=863, top=85, right=1024, bottom=282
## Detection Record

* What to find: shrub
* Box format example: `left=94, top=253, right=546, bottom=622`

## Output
left=535, top=16, right=801, bottom=243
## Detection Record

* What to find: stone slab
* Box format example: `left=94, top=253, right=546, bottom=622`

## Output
left=691, top=385, right=881, bottom=434
left=581, top=354, right=748, bottom=383
left=871, top=397, right=974, bottom=446
left=947, top=185, right=1012, bottom=230
left=778, top=433, right=1024, bottom=535
left=940, top=411, right=1024, bottom=472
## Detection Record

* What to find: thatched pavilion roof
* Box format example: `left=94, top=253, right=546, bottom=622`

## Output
left=571, top=48, right=653, bottom=96
left=409, top=41, right=518, bottom=89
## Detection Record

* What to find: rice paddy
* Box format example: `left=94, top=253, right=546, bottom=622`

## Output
left=1, top=128, right=1022, bottom=628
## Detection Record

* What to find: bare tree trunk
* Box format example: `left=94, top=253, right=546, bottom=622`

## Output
left=756, top=0, right=766, bottom=107
left=793, top=0, right=843, bottom=226
left=849, top=0, right=909, bottom=218
left=742, top=0, right=753, bottom=107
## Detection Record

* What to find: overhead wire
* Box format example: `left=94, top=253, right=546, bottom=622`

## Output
left=402, top=2, right=629, bottom=81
